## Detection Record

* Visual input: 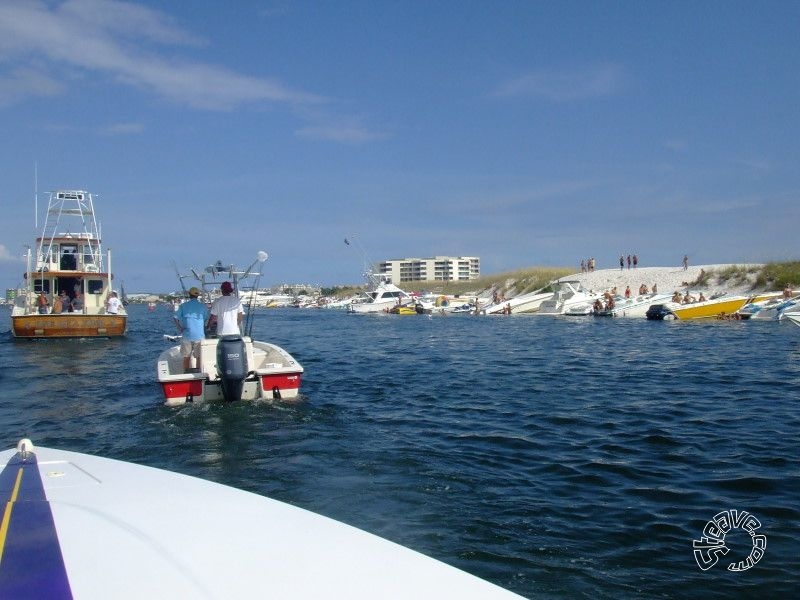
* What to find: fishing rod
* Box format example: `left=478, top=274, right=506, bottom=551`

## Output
left=171, top=260, right=188, bottom=296
left=241, top=251, right=269, bottom=337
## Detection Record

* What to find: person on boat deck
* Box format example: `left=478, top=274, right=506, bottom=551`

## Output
left=208, top=281, right=244, bottom=336
left=174, top=287, right=209, bottom=372
left=624, top=285, right=631, bottom=299
left=698, top=292, right=707, bottom=302
left=37, top=292, right=49, bottom=314
left=106, top=291, right=121, bottom=314
left=672, top=291, right=683, bottom=303
left=71, top=291, right=84, bottom=312
left=52, top=292, right=64, bottom=314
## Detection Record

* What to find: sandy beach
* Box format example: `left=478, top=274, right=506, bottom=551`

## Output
left=560, top=264, right=765, bottom=297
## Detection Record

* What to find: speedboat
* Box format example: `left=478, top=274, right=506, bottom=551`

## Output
left=159, top=253, right=303, bottom=405
left=347, top=272, right=413, bottom=313
left=481, top=290, right=554, bottom=315
left=738, top=296, right=799, bottom=320
left=563, top=302, right=594, bottom=316
left=536, top=280, right=602, bottom=315
left=610, top=293, right=672, bottom=318
left=0, top=438, right=523, bottom=599
left=11, top=189, right=127, bottom=338
left=668, top=294, right=753, bottom=320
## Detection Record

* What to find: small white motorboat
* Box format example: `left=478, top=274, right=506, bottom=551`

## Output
left=536, top=280, right=602, bottom=315
left=157, top=336, right=303, bottom=405
left=0, top=439, right=523, bottom=599
left=160, top=253, right=303, bottom=405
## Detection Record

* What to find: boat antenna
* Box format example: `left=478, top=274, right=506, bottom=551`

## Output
left=345, top=234, right=373, bottom=280
left=34, top=162, right=38, bottom=229
left=243, top=250, right=269, bottom=337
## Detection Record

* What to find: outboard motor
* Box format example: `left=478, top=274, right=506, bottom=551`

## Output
left=216, top=336, right=248, bottom=401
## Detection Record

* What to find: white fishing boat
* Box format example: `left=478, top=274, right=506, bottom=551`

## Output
left=347, top=272, right=413, bottom=314
left=11, top=189, right=127, bottom=338
left=536, top=280, right=602, bottom=315
left=157, top=337, right=303, bottom=406
left=158, top=253, right=303, bottom=405
left=0, top=439, right=523, bottom=599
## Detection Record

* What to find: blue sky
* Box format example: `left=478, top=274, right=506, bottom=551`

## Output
left=1, top=1, right=799, bottom=292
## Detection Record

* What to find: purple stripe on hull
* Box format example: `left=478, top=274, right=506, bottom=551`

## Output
left=0, top=452, right=73, bottom=599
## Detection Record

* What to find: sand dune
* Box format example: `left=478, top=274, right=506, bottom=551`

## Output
left=560, top=264, right=765, bottom=297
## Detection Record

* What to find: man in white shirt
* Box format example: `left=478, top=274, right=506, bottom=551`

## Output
left=106, top=291, right=121, bottom=314
left=208, top=281, right=244, bottom=336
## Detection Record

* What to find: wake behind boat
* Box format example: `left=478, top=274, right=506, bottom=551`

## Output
left=0, top=439, right=523, bottom=599
left=11, top=189, right=127, bottom=338
left=157, top=253, right=303, bottom=405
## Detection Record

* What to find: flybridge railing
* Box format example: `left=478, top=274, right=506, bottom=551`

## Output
left=35, top=190, right=104, bottom=273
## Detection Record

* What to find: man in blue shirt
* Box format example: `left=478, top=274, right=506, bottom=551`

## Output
left=174, top=287, right=209, bottom=372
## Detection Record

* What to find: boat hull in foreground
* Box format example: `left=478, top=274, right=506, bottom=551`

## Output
left=0, top=439, right=522, bottom=599
left=157, top=336, right=303, bottom=405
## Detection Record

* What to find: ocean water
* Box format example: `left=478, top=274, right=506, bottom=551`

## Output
left=1, top=304, right=799, bottom=599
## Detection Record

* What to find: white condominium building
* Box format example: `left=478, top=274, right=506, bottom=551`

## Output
left=377, top=256, right=480, bottom=283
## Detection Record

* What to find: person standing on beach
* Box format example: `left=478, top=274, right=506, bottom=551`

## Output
left=683, top=255, right=689, bottom=270
left=627, top=255, right=631, bottom=269
left=619, top=255, right=624, bottom=270
left=208, top=281, right=244, bottom=336
left=633, top=254, right=638, bottom=268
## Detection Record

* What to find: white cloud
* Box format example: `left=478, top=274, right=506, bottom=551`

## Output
left=493, top=63, right=625, bottom=101
left=0, top=0, right=320, bottom=110
left=100, top=122, right=144, bottom=135
left=0, top=244, right=25, bottom=262
left=296, top=118, right=386, bottom=144
left=0, top=66, right=63, bottom=106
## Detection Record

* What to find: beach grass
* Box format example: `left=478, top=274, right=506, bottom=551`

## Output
left=752, top=261, right=800, bottom=290
left=403, top=266, right=573, bottom=297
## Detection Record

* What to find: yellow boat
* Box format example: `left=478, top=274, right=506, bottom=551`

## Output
left=389, top=305, right=419, bottom=315
left=669, top=295, right=752, bottom=320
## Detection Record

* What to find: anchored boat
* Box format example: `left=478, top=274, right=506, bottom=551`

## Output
left=11, top=189, right=127, bottom=338
left=347, top=272, right=414, bottom=313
